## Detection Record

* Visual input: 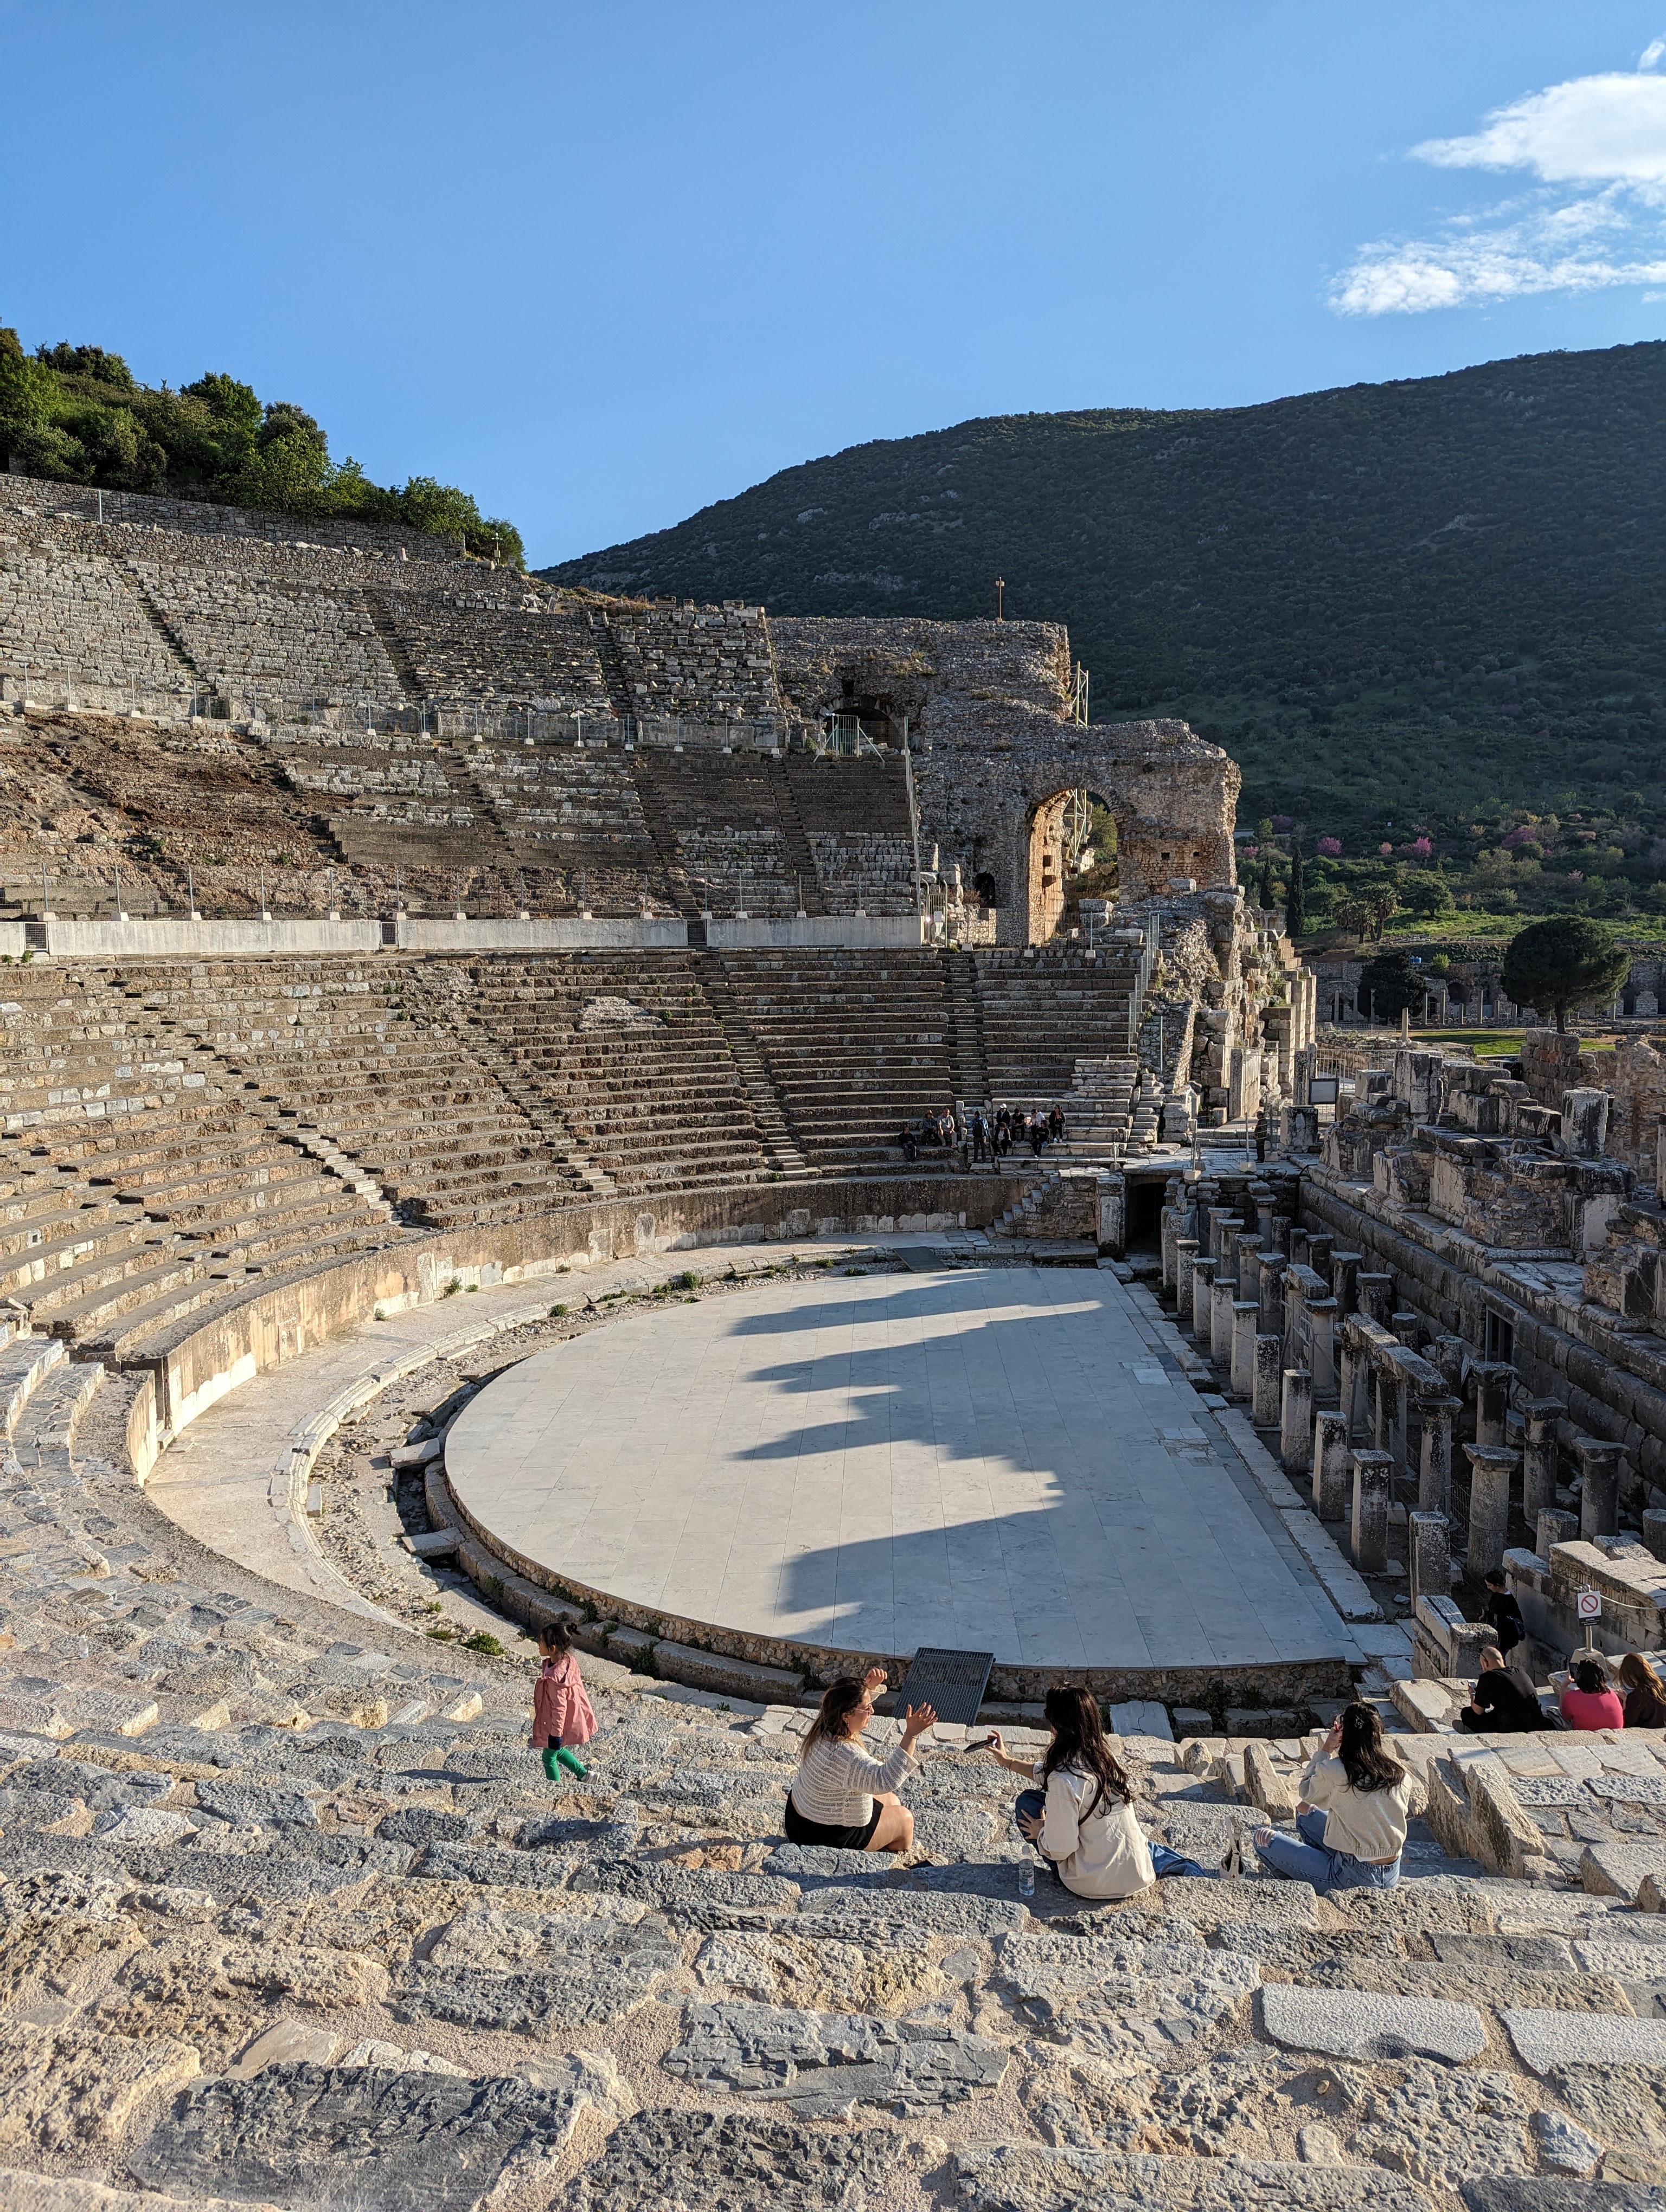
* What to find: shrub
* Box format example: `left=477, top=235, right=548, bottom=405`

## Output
left=463, top=1631, right=504, bottom=1656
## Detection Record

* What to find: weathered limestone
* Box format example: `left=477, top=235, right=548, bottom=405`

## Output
left=1350, top=1450, right=1393, bottom=1573
left=1306, top=1297, right=1339, bottom=1399
left=1280, top=1369, right=1313, bottom=1477
left=1472, top=1362, right=1514, bottom=1450
left=1191, top=1258, right=1216, bottom=1341
left=1465, top=1446, right=1518, bottom=1578
left=1417, top=1396, right=1461, bottom=1516
left=1252, top=1335, right=1283, bottom=1427
left=1209, top=1274, right=1238, bottom=1363
left=1312, top=1410, right=1350, bottom=1523
left=1537, top=1506, right=1579, bottom=1560
left=1407, top=1510, right=1451, bottom=1609
left=1574, top=1436, right=1627, bottom=1542
left=1229, top=1301, right=1259, bottom=1400
left=1521, top=1399, right=1564, bottom=1526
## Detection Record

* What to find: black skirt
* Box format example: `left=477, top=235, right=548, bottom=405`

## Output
left=784, top=1792, right=882, bottom=1850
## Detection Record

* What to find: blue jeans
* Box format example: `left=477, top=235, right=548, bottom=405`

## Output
left=1254, top=1806, right=1401, bottom=1892
left=1015, top=1788, right=1210, bottom=1879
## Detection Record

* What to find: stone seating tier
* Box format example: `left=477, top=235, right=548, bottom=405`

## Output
left=978, top=948, right=1144, bottom=1107
left=0, top=1311, right=1660, bottom=2207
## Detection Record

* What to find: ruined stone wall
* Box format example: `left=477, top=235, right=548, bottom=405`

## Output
left=0, top=468, right=460, bottom=560
left=611, top=600, right=781, bottom=724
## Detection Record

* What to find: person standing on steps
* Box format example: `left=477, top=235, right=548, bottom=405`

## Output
left=531, top=1619, right=597, bottom=1780
left=971, top=1109, right=988, bottom=1165
left=1479, top=1568, right=1526, bottom=1662
left=1252, top=1702, right=1410, bottom=1891
left=785, top=1668, right=936, bottom=1852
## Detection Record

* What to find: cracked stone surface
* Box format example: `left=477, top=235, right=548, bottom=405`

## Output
left=691, top=1927, right=947, bottom=2014
left=398, top=1913, right=683, bottom=2033
left=127, top=2059, right=604, bottom=2212
left=1541, top=2063, right=1666, bottom=2153
left=952, top=2143, right=1434, bottom=2210
left=662, top=1997, right=1009, bottom=2113
left=1261, top=1983, right=1488, bottom=2063
left=559, top=2108, right=928, bottom=2211
left=994, top=1930, right=1259, bottom=2060
left=0, top=2021, right=201, bottom=2153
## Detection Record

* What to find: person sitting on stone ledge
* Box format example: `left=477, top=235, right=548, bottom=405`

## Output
left=1459, top=1645, right=1543, bottom=1733
left=899, top=1122, right=919, bottom=1163
left=785, top=1668, right=936, bottom=1853
left=1561, top=1656, right=1625, bottom=1732
left=1252, top=1702, right=1410, bottom=1892
left=983, top=1686, right=1212, bottom=1896
left=1619, top=1651, right=1666, bottom=1729
left=1480, top=1568, right=1526, bottom=1661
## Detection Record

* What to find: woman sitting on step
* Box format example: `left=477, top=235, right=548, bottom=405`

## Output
left=1253, top=1702, right=1410, bottom=1892
left=785, top=1669, right=937, bottom=1853
left=984, top=1686, right=1212, bottom=1897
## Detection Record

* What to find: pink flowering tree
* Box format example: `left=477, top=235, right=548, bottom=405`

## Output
left=1317, top=836, right=1342, bottom=858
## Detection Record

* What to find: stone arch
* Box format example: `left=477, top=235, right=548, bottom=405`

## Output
left=952, top=725, right=1238, bottom=944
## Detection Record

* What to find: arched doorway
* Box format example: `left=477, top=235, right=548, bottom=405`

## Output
left=1026, top=789, right=1121, bottom=941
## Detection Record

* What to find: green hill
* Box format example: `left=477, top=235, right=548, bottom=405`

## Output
left=0, top=323, right=522, bottom=563
left=542, top=343, right=1666, bottom=843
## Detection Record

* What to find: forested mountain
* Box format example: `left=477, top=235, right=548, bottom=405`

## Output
left=543, top=343, right=1666, bottom=839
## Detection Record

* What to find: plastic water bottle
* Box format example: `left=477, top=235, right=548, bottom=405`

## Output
left=1017, top=1856, right=1036, bottom=1899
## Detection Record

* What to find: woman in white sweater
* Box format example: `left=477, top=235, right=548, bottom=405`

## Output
left=785, top=1668, right=937, bottom=1852
left=1253, top=1701, right=1411, bottom=1891
left=984, top=1686, right=1212, bottom=1896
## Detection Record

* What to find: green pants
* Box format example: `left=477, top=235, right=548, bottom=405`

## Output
left=542, top=1746, right=587, bottom=1780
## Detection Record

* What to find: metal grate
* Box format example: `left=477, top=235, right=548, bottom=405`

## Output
left=896, top=1647, right=995, bottom=1728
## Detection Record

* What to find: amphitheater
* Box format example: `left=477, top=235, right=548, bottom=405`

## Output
left=0, top=472, right=1662, bottom=2211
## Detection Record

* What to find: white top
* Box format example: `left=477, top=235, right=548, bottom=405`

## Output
left=1034, top=1759, right=1155, bottom=1900
left=791, top=1732, right=918, bottom=1828
left=1301, top=1750, right=1413, bottom=1862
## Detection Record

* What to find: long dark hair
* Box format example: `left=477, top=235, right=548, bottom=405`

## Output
left=1337, top=1701, right=1406, bottom=1793
left=1039, top=1687, right=1130, bottom=1816
left=800, top=1676, right=867, bottom=1760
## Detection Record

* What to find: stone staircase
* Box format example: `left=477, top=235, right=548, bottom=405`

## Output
left=695, top=964, right=813, bottom=1179
left=1051, top=1054, right=1139, bottom=1160
left=766, top=755, right=830, bottom=917
left=990, top=1167, right=1063, bottom=1236
left=944, top=948, right=992, bottom=1111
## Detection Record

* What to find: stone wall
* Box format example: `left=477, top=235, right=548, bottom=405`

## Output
left=0, top=468, right=460, bottom=560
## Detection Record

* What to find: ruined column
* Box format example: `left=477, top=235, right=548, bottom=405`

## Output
left=1212, top=1274, right=1239, bottom=1353
left=1280, top=1368, right=1313, bottom=1477
left=1252, top=1336, right=1283, bottom=1427
left=1160, top=1179, right=1184, bottom=1291
left=1289, top=1229, right=1310, bottom=1270
left=1391, top=1311, right=1420, bottom=1350
left=1251, top=1184, right=1277, bottom=1248
left=1407, top=1510, right=1451, bottom=1611
left=1536, top=1506, right=1579, bottom=1561
left=1640, top=1507, right=1666, bottom=1564
left=1191, top=1258, right=1216, bottom=1340
left=1230, top=1300, right=1259, bottom=1400
left=1472, top=1362, right=1514, bottom=1450
left=1313, top=1409, right=1350, bottom=1522
left=1521, top=1398, right=1564, bottom=1526
left=1372, top=1364, right=1404, bottom=1463
left=1574, top=1436, right=1627, bottom=1542
left=1465, top=1445, right=1517, bottom=1577
left=1236, top=1239, right=1263, bottom=1308
left=1218, top=1219, right=1242, bottom=1281
left=1257, top=1254, right=1285, bottom=1341
left=1416, top=1395, right=1461, bottom=1517
left=1351, top=1450, right=1393, bottom=1573
left=1338, top=1321, right=1370, bottom=1442
left=1357, top=1274, right=1394, bottom=1324
left=1306, top=1232, right=1334, bottom=1286
left=1175, top=1239, right=1199, bottom=1321
left=1307, top=1297, right=1340, bottom=1401
left=1331, top=1251, right=1362, bottom=1317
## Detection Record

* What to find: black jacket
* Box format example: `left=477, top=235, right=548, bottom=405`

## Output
left=1483, top=1591, right=1526, bottom=1651
left=1472, top=1666, right=1542, bottom=1732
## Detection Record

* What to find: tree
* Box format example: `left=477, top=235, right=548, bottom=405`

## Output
left=1359, top=950, right=1423, bottom=1023
left=1285, top=847, right=1306, bottom=938
left=1501, top=914, right=1631, bottom=1032
left=1258, top=856, right=1277, bottom=909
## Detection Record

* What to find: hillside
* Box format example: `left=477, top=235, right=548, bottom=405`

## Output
left=543, top=343, right=1666, bottom=841
left=0, top=321, right=522, bottom=563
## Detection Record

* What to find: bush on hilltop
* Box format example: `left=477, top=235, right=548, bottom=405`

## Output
left=0, top=319, right=523, bottom=565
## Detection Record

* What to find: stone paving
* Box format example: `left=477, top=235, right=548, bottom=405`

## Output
left=444, top=1265, right=1362, bottom=1680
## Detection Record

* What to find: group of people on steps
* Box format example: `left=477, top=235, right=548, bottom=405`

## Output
left=531, top=1625, right=1666, bottom=1900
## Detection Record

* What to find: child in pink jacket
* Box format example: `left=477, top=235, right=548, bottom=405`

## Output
left=533, top=1620, right=597, bottom=1780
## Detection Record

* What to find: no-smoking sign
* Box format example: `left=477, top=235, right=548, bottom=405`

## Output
left=1577, top=1589, right=1603, bottom=1622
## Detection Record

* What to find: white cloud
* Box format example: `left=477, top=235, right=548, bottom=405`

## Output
left=1411, top=70, right=1666, bottom=181
left=1332, top=44, right=1666, bottom=313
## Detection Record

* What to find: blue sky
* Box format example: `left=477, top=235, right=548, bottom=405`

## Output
left=7, top=3, right=1666, bottom=565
